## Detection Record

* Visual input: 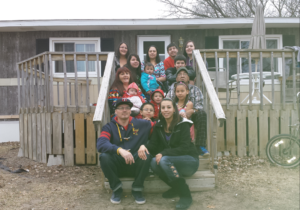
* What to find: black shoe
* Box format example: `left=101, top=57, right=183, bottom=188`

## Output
left=169, top=178, right=193, bottom=210
left=162, top=188, right=179, bottom=198
left=110, top=188, right=122, bottom=204
left=132, top=190, right=146, bottom=204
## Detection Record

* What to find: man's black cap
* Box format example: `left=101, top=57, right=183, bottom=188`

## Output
left=114, top=98, right=133, bottom=109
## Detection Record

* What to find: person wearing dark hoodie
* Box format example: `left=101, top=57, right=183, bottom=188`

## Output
left=165, top=55, right=196, bottom=88
left=97, top=98, right=155, bottom=205
left=150, top=89, right=164, bottom=120
left=138, top=98, right=199, bottom=210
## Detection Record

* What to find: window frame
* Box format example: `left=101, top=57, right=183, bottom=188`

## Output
left=49, top=37, right=101, bottom=78
left=219, top=35, right=283, bottom=85
left=137, top=35, right=171, bottom=63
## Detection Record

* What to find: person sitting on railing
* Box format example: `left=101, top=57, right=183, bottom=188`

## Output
left=166, top=55, right=196, bottom=88
left=114, top=42, right=130, bottom=72
left=97, top=98, right=155, bottom=205
left=138, top=98, right=199, bottom=210
left=122, top=82, right=146, bottom=119
left=108, top=67, right=146, bottom=118
left=163, top=43, right=179, bottom=70
left=166, top=67, right=209, bottom=157
left=183, top=40, right=209, bottom=70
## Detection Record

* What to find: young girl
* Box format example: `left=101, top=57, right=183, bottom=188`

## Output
left=174, top=82, right=195, bottom=141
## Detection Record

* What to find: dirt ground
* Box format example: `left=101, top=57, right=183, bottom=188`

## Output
left=0, top=142, right=299, bottom=210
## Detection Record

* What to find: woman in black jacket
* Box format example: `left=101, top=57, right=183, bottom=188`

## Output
left=138, top=98, right=198, bottom=210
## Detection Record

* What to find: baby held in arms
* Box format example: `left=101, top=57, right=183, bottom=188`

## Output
left=123, top=82, right=146, bottom=118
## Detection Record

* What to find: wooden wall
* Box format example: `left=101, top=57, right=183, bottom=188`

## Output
left=0, top=28, right=299, bottom=115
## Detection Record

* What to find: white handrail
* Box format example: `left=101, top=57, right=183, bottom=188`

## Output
left=193, top=50, right=226, bottom=125
left=93, top=52, right=115, bottom=124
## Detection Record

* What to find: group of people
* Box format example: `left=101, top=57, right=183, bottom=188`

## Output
left=97, top=41, right=209, bottom=210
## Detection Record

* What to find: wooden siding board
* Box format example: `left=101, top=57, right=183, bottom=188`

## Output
left=41, top=113, right=47, bottom=163
left=32, top=113, right=37, bottom=161
left=19, top=113, right=24, bottom=157
left=23, top=113, right=28, bottom=158
left=258, top=110, right=268, bottom=158
left=270, top=110, right=280, bottom=139
left=46, top=113, right=52, bottom=154
left=226, top=109, right=236, bottom=155
left=36, top=113, right=42, bottom=162
left=217, top=122, right=225, bottom=152
left=248, top=110, right=258, bottom=156
left=75, top=113, right=85, bottom=165
left=52, top=112, right=63, bottom=154
left=64, top=112, right=74, bottom=166
left=86, top=114, right=96, bottom=164
left=280, top=110, right=289, bottom=134
left=237, top=109, right=247, bottom=157
left=0, top=87, right=8, bottom=115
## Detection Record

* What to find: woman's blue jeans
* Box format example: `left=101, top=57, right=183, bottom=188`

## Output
left=150, top=155, right=199, bottom=183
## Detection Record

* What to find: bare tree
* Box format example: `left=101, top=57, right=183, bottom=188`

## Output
left=159, top=0, right=300, bottom=18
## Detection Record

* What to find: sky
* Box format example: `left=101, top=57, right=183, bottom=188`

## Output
left=0, top=0, right=168, bottom=20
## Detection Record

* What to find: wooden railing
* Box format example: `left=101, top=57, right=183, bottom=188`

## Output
left=16, top=52, right=112, bottom=165
left=193, top=50, right=226, bottom=174
left=198, top=49, right=298, bottom=111
left=17, top=52, right=110, bottom=114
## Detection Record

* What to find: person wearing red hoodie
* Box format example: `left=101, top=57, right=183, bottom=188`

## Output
left=150, top=89, right=164, bottom=120
left=123, top=82, right=146, bottom=119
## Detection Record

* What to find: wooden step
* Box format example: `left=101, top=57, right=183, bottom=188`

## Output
left=104, top=170, right=215, bottom=193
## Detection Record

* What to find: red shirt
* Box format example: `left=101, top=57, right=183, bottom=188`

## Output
left=164, top=56, right=174, bottom=70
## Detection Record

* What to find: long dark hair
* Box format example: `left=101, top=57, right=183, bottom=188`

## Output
left=110, top=67, right=134, bottom=95
left=159, top=98, right=181, bottom=132
left=183, top=40, right=195, bottom=58
left=125, top=53, right=142, bottom=81
left=115, top=42, right=130, bottom=59
left=174, top=82, right=189, bottom=108
left=145, top=45, right=161, bottom=64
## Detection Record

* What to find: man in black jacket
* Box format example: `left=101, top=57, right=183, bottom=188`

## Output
left=165, top=55, right=196, bottom=88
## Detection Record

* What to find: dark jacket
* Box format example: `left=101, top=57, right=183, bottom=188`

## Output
left=145, top=118, right=198, bottom=158
left=165, top=66, right=196, bottom=86
left=97, top=116, right=154, bottom=154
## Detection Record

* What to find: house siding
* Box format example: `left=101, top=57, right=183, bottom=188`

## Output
left=0, top=28, right=298, bottom=115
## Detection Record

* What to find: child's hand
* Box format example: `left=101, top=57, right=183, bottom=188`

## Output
left=147, top=90, right=152, bottom=95
left=143, top=117, right=152, bottom=122
left=179, top=112, right=187, bottom=118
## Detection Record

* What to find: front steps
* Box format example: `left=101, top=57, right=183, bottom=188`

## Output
left=104, top=157, right=215, bottom=192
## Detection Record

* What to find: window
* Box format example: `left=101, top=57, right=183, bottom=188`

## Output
left=219, top=35, right=282, bottom=78
left=137, top=35, right=171, bottom=62
left=49, top=38, right=101, bottom=77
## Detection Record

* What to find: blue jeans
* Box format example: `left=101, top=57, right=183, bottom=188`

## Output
left=150, top=155, right=199, bottom=183
left=100, top=152, right=151, bottom=192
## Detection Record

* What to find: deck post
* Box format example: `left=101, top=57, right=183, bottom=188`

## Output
left=74, top=54, right=79, bottom=112
left=62, top=54, right=68, bottom=112
left=226, top=52, right=229, bottom=110
left=85, top=54, right=90, bottom=113
left=271, top=52, right=275, bottom=110
left=214, top=51, right=219, bottom=96
left=17, top=63, right=21, bottom=112
left=248, top=52, right=252, bottom=110
left=292, top=52, right=297, bottom=110
left=49, top=54, right=54, bottom=113
left=237, top=52, right=240, bottom=110
left=282, top=52, right=286, bottom=110
left=259, top=52, right=263, bottom=110
left=96, top=53, right=101, bottom=94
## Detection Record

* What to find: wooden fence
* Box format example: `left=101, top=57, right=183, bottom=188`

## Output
left=17, top=52, right=115, bottom=165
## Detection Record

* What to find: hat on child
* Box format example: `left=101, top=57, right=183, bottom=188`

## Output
left=114, top=98, right=133, bottom=109
left=126, top=82, right=139, bottom=92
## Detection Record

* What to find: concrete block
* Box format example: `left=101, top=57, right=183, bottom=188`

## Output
left=17, top=148, right=24, bottom=157
left=47, top=155, right=64, bottom=166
